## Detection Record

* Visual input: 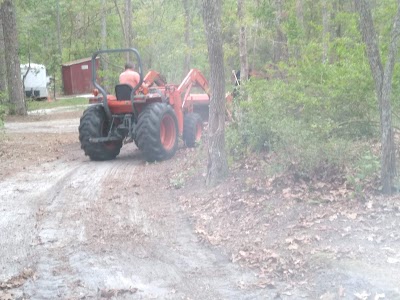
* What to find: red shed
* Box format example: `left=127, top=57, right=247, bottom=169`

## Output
left=61, top=57, right=99, bottom=95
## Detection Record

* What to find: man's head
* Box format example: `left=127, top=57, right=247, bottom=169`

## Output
left=124, top=62, right=135, bottom=70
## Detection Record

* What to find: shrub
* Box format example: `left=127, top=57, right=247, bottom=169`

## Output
left=226, top=57, right=378, bottom=181
left=0, top=91, right=8, bottom=127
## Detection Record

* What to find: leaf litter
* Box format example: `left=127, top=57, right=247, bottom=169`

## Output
left=177, top=152, right=400, bottom=297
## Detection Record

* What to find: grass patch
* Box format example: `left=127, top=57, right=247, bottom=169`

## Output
left=27, top=97, right=88, bottom=111
left=0, top=104, right=6, bottom=127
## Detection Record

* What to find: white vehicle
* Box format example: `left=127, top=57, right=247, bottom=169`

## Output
left=20, top=63, right=48, bottom=99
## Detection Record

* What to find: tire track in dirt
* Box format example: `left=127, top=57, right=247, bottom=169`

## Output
left=1, top=116, right=272, bottom=299
left=4, top=119, right=78, bottom=133
left=0, top=160, right=80, bottom=284
left=24, top=161, right=112, bottom=299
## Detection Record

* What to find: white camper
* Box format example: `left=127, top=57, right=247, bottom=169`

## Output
left=20, top=63, right=48, bottom=99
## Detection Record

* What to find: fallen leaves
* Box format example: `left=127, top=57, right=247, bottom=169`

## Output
left=0, top=291, right=13, bottom=300
left=345, top=212, right=358, bottom=220
left=99, top=287, right=138, bottom=299
left=319, top=291, right=336, bottom=300
left=354, top=291, right=371, bottom=300
left=176, top=151, right=400, bottom=298
left=0, top=268, right=35, bottom=290
left=386, top=257, right=400, bottom=264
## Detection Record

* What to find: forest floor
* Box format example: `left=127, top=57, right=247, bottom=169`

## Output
left=0, top=105, right=399, bottom=300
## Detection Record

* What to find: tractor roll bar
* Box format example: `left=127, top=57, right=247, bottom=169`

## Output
left=91, top=48, right=143, bottom=119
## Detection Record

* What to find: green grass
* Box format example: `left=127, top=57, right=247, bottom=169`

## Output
left=27, top=97, right=88, bottom=111
left=0, top=104, right=5, bottom=127
left=0, top=97, right=89, bottom=128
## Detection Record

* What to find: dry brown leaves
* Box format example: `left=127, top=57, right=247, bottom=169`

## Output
left=99, top=287, right=138, bottom=299
left=0, top=268, right=35, bottom=292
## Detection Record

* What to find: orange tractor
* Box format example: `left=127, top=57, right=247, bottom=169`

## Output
left=79, top=48, right=210, bottom=162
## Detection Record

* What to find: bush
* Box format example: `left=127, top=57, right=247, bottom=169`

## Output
left=226, top=57, right=378, bottom=180
left=0, top=91, right=8, bottom=127
left=346, top=150, right=380, bottom=193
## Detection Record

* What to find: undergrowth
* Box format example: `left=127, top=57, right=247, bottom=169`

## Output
left=27, top=97, right=87, bottom=111
left=226, top=59, right=381, bottom=191
left=0, top=91, right=7, bottom=128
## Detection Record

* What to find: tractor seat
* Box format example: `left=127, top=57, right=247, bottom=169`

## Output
left=115, top=84, right=134, bottom=101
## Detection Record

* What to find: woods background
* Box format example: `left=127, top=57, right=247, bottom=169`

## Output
left=1, top=0, right=400, bottom=193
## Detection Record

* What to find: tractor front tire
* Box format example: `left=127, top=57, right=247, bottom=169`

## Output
left=183, top=113, right=203, bottom=147
left=79, top=105, right=122, bottom=161
left=136, top=103, right=178, bottom=162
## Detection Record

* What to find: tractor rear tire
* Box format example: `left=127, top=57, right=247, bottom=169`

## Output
left=79, top=105, right=122, bottom=161
left=183, top=113, right=203, bottom=147
left=136, top=103, right=178, bottom=162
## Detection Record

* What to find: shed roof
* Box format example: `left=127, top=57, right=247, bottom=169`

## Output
left=62, top=57, right=97, bottom=67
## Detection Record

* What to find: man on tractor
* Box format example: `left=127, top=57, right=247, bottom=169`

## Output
left=80, top=48, right=205, bottom=163
left=119, top=62, right=140, bottom=87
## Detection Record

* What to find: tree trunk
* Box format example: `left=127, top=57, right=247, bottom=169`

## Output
left=56, top=0, right=63, bottom=95
left=56, top=0, right=62, bottom=60
left=124, top=0, right=132, bottom=62
left=101, top=0, right=110, bottom=91
left=238, top=0, right=248, bottom=82
left=294, top=0, right=304, bottom=59
left=113, top=0, right=126, bottom=45
left=183, top=0, right=191, bottom=76
left=273, top=0, right=289, bottom=63
left=322, top=0, right=329, bottom=63
left=296, top=0, right=304, bottom=33
left=202, top=0, right=229, bottom=186
left=332, top=0, right=344, bottom=39
left=1, top=0, right=26, bottom=115
left=0, top=17, right=7, bottom=94
left=355, top=0, right=400, bottom=194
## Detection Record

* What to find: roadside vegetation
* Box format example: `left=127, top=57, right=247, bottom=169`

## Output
left=1, top=0, right=399, bottom=193
left=0, top=91, right=7, bottom=127
left=26, top=97, right=87, bottom=111
left=226, top=5, right=400, bottom=195
left=0, top=97, right=87, bottom=128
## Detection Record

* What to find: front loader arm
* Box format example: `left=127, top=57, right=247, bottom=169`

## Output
left=144, top=70, right=167, bottom=87
left=177, top=69, right=210, bottom=96
left=168, top=69, right=210, bottom=136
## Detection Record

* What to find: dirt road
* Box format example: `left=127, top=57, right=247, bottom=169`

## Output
left=0, top=108, right=272, bottom=299
left=1, top=107, right=400, bottom=300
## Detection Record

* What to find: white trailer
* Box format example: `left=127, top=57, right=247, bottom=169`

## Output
left=20, top=63, right=48, bottom=99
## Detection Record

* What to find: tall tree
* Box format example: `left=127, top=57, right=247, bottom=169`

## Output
left=322, top=0, right=329, bottom=63
left=202, top=0, right=228, bottom=186
left=1, top=0, right=26, bottom=115
left=294, top=0, right=304, bottom=59
left=101, top=0, right=110, bottom=91
left=296, top=0, right=304, bottom=33
left=56, top=0, right=62, bottom=60
left=124, top=0, right=132, bottom=61
left=0, top=17, right=7, bottom=95
left=355, top=0, right=400, bottom=194
left=238, top=0, right=248, bottom=82
left=273, top=0, right=288, bottom=62
left=183, top=0, right=191, bottom=76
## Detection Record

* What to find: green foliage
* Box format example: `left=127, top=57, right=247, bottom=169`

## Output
left=293, top=45, right=377, bottom=137
left=27, top=97, right=87, bottom=111
left=0, top=91, right=8, bottom=105
left=170, top=173, right=185, bottom=189
left=0, top=106, right=5, bottom=127
left=8, top=0, right=399, bottom=189
left=227, top=45, right=378, bottom=179
left=0, top=91, right=8, bottom=127
left=346, top=150, right=380, bottom=193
